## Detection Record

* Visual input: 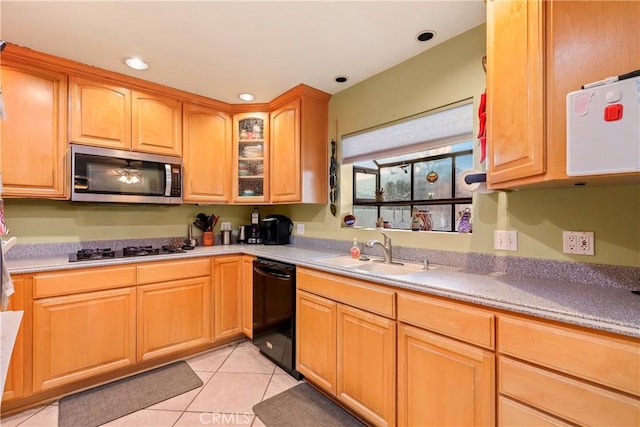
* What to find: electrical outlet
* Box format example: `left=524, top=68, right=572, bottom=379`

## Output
left=563, top=231, right=594, bottom=255
left=296, top=223, right=305, bottom=235
left=494, top=230, right=518, bottom=251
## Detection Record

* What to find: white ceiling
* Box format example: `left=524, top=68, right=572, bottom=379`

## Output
left=1, top=1, right=486, bottom=104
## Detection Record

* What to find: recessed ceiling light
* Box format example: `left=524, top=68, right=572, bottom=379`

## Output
left=122, top=57, right=149, bottom=71
left=238, top=93, right=255, bottom=102
left=335, top=76, right=348, bottom=83
left=416, top=30, right=436, bottom=42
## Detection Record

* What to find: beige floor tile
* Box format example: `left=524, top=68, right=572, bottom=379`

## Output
left=147, top=371, right=214, bottom=411
left=262, top=373, right=302, bottom=400
left=101, top=409, right=181, bottom=426
left=16, top=404, right=58, bottom=427
left=187, top=372, right=271, bottom=414
left=0, top=405, right=48, bottom=427
left=273, top=366, right=288, bottom=375
left=186, top=344, right=236, bottom=372
left=175, top=412, right=254, bottom=427
left=218, top=345, right=275, bottom=374
left=0, top=406, right=44, bottom=427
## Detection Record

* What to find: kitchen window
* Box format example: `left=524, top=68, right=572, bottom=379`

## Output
left=344, top=101, right=474, bottom=232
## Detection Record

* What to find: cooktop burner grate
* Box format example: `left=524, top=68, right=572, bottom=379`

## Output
left=69, top=245, right=186, bottom=262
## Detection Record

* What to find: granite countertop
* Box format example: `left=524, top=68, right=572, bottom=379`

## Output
left=6, top=244, right=640, bottom=338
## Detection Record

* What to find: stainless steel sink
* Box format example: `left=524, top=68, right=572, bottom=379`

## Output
left=314, top=255, right=367, bottom=268
left=313, top=255, right=428, bottom=276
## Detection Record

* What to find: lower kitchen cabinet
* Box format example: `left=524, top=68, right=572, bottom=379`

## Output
left=498, top=396, right=573, bottom=427
left=337, top=303, right=396, bottom=427
left=213, top=256, right=243, bottom=341
left=497, top=315, right=640, bottom=426
left=33, top=287, right=137, bottom=392
left=137, top=277, right=211, bottom=361
left=241, top=255, right=255, bottom=339
left=296, top=268, right=396, bottom=426
left=136, top=258, right=212, bottom=361
left=296, top=290, right=337, bottom=394
left=2, top=275, right=31, bottom=402
left=396, top=291, right=496, bottom=426
left=397, top=323, right=494, bottom=426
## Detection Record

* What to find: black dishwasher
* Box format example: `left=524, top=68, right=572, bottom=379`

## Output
left=252, top=258, right=301, bottom=379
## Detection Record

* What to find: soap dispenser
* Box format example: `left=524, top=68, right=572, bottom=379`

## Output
left=350, top=238, right=361, bottom=259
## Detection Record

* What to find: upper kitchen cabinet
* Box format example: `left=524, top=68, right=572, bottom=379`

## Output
left=232, top=112, right=270, bottom=203
left=69, top=76, right=131, bottom=150
left=131, top=90, right=182, bottom=156
left=0, top=59, right=68, bottom=199
left=486, top=0, right=544, bottom=186
left=70, top=76, right=182, bottom=157
left=270, top=85, right=330, bottom=204
left=487, top=0, right=640, bottom=189
left=182, top=102, right=232, bottom=203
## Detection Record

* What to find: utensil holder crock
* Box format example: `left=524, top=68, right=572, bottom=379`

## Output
left=202, top=231, right=214, bottom=246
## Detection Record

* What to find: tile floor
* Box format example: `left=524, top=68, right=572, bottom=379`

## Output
left=1, top=340, right=302, bottom=427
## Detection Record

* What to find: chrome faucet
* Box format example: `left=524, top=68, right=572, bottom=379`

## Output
left=366, top=231, right=393, bottom=263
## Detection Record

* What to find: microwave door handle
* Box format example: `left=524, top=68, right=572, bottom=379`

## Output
left=164, top=164, right=172, bottom=196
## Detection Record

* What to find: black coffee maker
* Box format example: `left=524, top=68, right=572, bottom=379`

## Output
left=261, top=215, right=293, bottom=245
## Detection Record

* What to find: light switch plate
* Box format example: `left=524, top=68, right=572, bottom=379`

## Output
left=494, top=230, right=518, bottom=251
left=296, top=224, right=305, bottom=235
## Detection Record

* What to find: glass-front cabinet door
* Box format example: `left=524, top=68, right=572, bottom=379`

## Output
left=233, top=113, right=269, bottom=203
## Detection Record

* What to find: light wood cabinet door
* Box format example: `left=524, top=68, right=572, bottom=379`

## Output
left=487, top=0, right=545, bottom=186
left=337, top=303, right=396, bottom=427
left=268, top=86, right=330, bottom=204
left=270, top=99, right=301, bottom=203
left=33, top=287, right=136, bottom=392
left=241, top=255, right=255, bottom=339
left=296, top=290, right=337, bottom=395
left=132, top=90, right=182, bottom=156
left=1, top=62, right=68, bottom=199
left=183, top=103, right=232, bottom=203
left=232, top=112, right=269, bottom=203
left=137, top=277, right=211, bottom=361
left=397, top=323, right=495, bottom=427
left=69, top=75, right=131, bottom=150
left=487, top=1, right=640, bottom=189
left=543, top=1, right=640, bottom=183
left=2, top=275, right=31, bottom=402
left=213, top=256, right=243, bottom=341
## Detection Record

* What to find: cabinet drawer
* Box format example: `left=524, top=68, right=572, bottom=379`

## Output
left=499, top=357, right=640, bottom=426
left=34, top=265, right=137, bottom=298
left=137, top=258, right=210, bottom=284
left=297, top=267, right=394, bottom=318
left=498, top=316, right=640, bottom=396
left=499, top=396, right=572, bottom=427
left=397, top=292, right=494, bottom=349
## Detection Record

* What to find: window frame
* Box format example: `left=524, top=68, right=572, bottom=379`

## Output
left=352, top=148, right=473, bottom=232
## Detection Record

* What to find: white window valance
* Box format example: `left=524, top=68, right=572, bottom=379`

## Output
left=342, top=101, right=474, bottom=164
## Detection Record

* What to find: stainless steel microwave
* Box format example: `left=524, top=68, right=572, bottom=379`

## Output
left=71, top=144, right=182, bottom=204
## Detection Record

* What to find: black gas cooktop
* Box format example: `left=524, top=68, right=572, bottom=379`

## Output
left=69, top=245, right=186, bottom=262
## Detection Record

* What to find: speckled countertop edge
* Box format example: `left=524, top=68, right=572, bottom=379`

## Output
left=5, top=243, right=640, bottom=338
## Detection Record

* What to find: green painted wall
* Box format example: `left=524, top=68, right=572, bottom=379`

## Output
left=288, top=24, right=640, bottom=268
left=3, top=24, right=638, bottom=267
left=3, top=199, right=253, bottom=244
